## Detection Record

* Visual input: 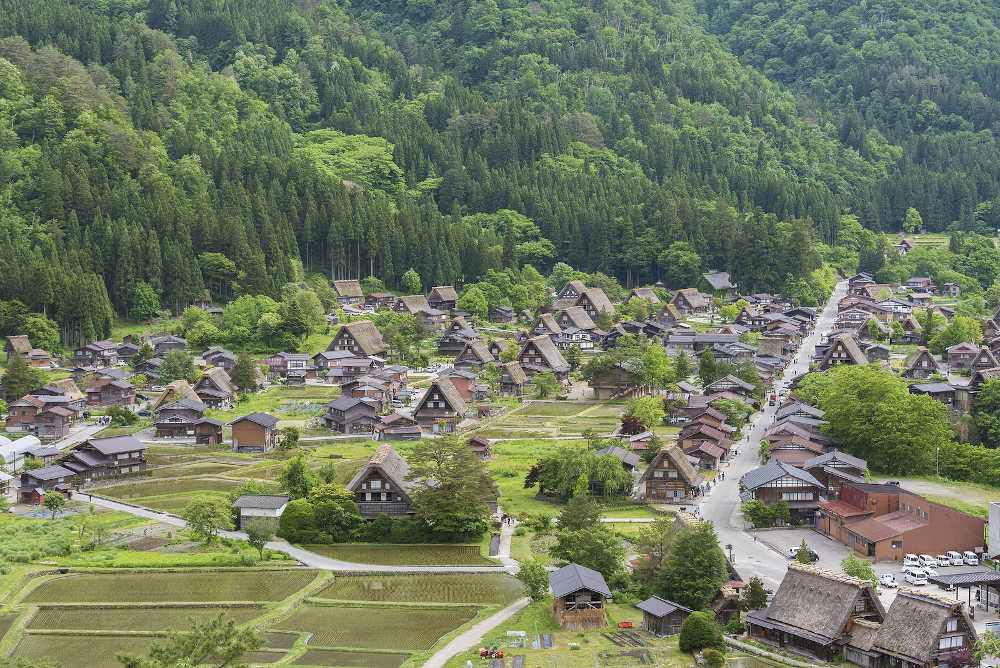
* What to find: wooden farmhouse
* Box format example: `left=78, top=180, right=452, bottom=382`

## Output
left=428, top=285, right=458, bottom=312
left=413, top=377, right=467, bottom=432
left=326, top=320, right=388, bottom=358
left=670, top=288, right=710, bottom=314
left=553, top=280, right=587, bottom=310
left=818, top=333, right=868, bottom=370
left=517, top=335, right=570, bottom=382
left=332, top=279, right=363, bottom=306
left=902, top=346, right=942, bottom=379
left=347, top=444, right=414, bottom=518
left=499, top=361, right=528, bottom=397
left=575, top=287, right=614, bottom=321
left=61, top=435, right=147, bottom=483
left=194, top=367, right=236, bottom=409
left=454, top=340, right=495, bottom=373
left=233, top=494, right=290, bottom=531
left=627, top=287, right=660, bottom=304
left=639, top=445, right=703, bottom=503
left=548, top=563, right=612, bottom=631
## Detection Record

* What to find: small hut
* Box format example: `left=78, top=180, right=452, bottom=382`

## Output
left=636, top=596, right=692, bottom=636
left=548, top=563, right=612, bottom=631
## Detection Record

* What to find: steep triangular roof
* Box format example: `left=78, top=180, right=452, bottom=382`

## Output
left=398, top=294, right=431, bottom=314
left=519, top=335, right=569, bottom=373
left=346, top=444, right=413, bottom=498
left=418, top=377, right=467, bottom=416
left=457, top=340, right=495, bottom=365
left=972, top=346, right=999, bottom=368
left=533, top=312, right=562, bottom=335
left=428, top=285, right=458, bottom=302
left=576, top=288, right=614, bottom=314
left=151, top=380, right=200, bottom=411
left=763, top=563, right=885, bottom=643
left=821, top=333, right=868, bottom=366
left=5, top=335, right=31, bottom=354
left=332, top=279, right=363, bottom=298
left=872, top=589, right=974, bottom=663
left=558, top=306, right=596, bottom=330
left=903, top=346, right=941, bottom=374
left=640, top=444, right=702, bottom=487
left=502, top=361, right=528, bottom=384
left=197, top=367, right=236, bottom=395
left=328, top=320, right=387, bottom=356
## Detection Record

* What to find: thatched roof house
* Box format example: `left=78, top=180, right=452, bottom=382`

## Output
left=327, top=320, right=387, bottom=357
left=347, top=444, right=414, bottom=518
left=549, top=563, right=612, bottom=631
left=869, top=588, right=976, bottom=665
left=745, top=563, right=885, bottom=661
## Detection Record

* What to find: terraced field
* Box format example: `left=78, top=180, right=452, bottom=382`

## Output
left=28, top=605, right=264, bottom=631
left=275, top=605, right=476, bottom=650
left=293, top=649, right=410, bottom=667
left=24, top=570, right=317, bottom=603
left=96, top=477, right=245, bottom=499
left=317, top=574, right=523, bottom=604
left=12, top=634, right=157, bottom=668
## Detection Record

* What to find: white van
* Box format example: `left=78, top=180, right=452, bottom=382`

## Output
left=919, top=554, right=938, bottom=567
left=904, top=569, right=928, bottom=586
left=964, top=551, right=979, bottom=566
left=903, top=554, right=920, bottom=567
left=947, top=551, right=964, bottom=566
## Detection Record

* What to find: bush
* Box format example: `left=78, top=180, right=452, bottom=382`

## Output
left=514, top=527, right=526, bottom=536
left=678, top=611, right=724, bottom=652
left=702, top=648, right=727, bottom=668
left=0, top=519, right=73, bottom=563
left=724, top=618, right=744, bottom=635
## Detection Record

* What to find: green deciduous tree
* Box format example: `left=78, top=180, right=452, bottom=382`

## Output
left=402, top=268, right=422, bottom=294
left=181, top=497, right=232, bottom=543
left=516, top=560, right=550, bottom=600
left=841, top=553, right=877, bottom=585
left=245, top=526, right=271, bottom=561
left=406, top=436, right=493, bottom=537
left=43, top=492, right=65, bottom=519
left=131, top=282, right=160, bottom=322
left=655, top=523, right=728, bottom=610
left=229, top=351, right=257, bottom=395
left=550, top=524, right=625, bottom=580
left=278, top=455, right=317, bottom=499
left=532, top=370, right=559, bottom=399
left=741, top=576, right=768, bottom=611
left=623, top=396, right=665, bottom=430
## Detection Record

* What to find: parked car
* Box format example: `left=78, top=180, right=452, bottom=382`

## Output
left=920, top=565, right=939, bottom=577
left=935, top=555, right=951, bottom=567
left=919, top=554, right=938, bottom=567
left=137, top=409, right=151, bottom=417
left=878, top=574, right=897, bottom=588
left=964, top=551, right=980, bottom=566
left=787, top=546, right=819, bottom=562
left=903, top=554, right=921, bottom=567
left=904, top=569, right=928, bottom=586
left=151, top=385, right=166, bottom=392
left=947, top=551, right=964, bottom=566
left=135, top=393, right=148, bottom=401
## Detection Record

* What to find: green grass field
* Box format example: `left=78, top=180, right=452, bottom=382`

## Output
left=516, top=402, right=590, bottom=417
left=259, top=630, right=300, bottom=649
left=275, top=605, right=476, bottom=650
left=302, top=545, right=493, bottom=566
left=125, top=492, right=231, bottom=513
left=293, top=649, right=410, bottom=667
left=317, top=574, right=523, bottom=605
left=24, top=570, right=317, bottom=603
left=28, top=606, right=264, bottom=631
left=12, top=634, right=157, bottom=668
left=96, top=477, right=246, bottom=499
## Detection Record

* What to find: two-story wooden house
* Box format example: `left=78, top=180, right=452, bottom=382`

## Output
left=347, top=444, right=414, bottom=518
left=149, top=335, right=188, bottom=357
left=454, top=340, right=496, bottom=373
left=84, top=378, right=136, bottom=407
left=517, top=335, right=570, bottom=382
left=428, top=285, right=458, bottom=312
left=500, top=361, right=528, bottom=397
left=740, top=461, right=825, bottom=524
left=154, top=398, right=206, bottom=438
left=901, top=346, right=942, bottom=379
left=818, top=333, right=868, bottom=370
left=230, top=412, right=280, bottom=453
left=549, top=563, right=612, bottom=631
left=946, top=342, right=980, bottom=370
left=74, top=340, right=118, bottom=367
left=575, top=288, right=614, bottom=321
left=19, top=464, right=76, bottom=504
left=638, top=445, right=703, bottom=503
left=553, top=280, right=588, bottom=310
left=412, top=377, right=467, bottom=432
left=194, top=367, right=236, bottom=409
left=61, top=435, right=147, bottom=482
left=671, top=288, right=711, bottom=315
left=324, top=396, right=378, bottom=434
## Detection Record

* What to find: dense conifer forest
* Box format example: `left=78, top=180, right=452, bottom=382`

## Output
left=1, top=0, right=998, bottom=342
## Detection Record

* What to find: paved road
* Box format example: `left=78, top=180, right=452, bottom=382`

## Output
left=422, top=597, right=532, bottom=668
left=50, top=422, right=106, bottom=451
left=697, top=280, right=848, bottom=589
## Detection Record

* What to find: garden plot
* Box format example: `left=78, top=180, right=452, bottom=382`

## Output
left=0, top=613, right=15, bottom=641
left=13, top=634, right=157, bottom=668
left=127, top=492, right=231, bottom=513
left=293, top=649, right=409, bottom=667
left=148, top=462, right=240, bottom=478
left=258, top=631, right=300, bottom=649
left=275, top=605, right=476, bottom=650
left=304, top=545, right=493, bottom=566
left=28, top=605, right=264, bottom=631
left=24, top=570, right=317, bottom=603
left=317, top=574, right=523, bottom=605
left=516, top=402, right=592, bottom=417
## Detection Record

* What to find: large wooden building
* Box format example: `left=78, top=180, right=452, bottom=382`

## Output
left=638, top=445, right=703, bottom=503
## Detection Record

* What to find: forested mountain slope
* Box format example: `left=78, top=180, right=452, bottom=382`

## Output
left=0, top=0, right=972, bottom=342
left=693, top=0, right=1000, bottom=232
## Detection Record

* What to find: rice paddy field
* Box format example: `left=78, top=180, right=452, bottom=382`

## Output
left=23, top=570, right=318, bottom=603
left=303, top=545, right=494, bottom=566
left=12, top=634, right=158, bottom=668
left=275, top=605, right=476, bottom=650
left=293, top=649, right=410, bottom=667
left=317, top=574, right=523, bottom=604
left=27, top=605, right=264, bottom=631
left=125, top=492, right=231, bottom=513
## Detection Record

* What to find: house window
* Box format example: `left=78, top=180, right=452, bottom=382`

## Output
left=370, top=480, right=381, bottom=490
left=653, top=471, right=664, bottom=478
left=668, top=470, right=678, bottom=478
left=946, top=618, right=958, bottom=632
left=891, top=540, right=902, bottom=548
left=939, top=635, right=963, bottom=649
